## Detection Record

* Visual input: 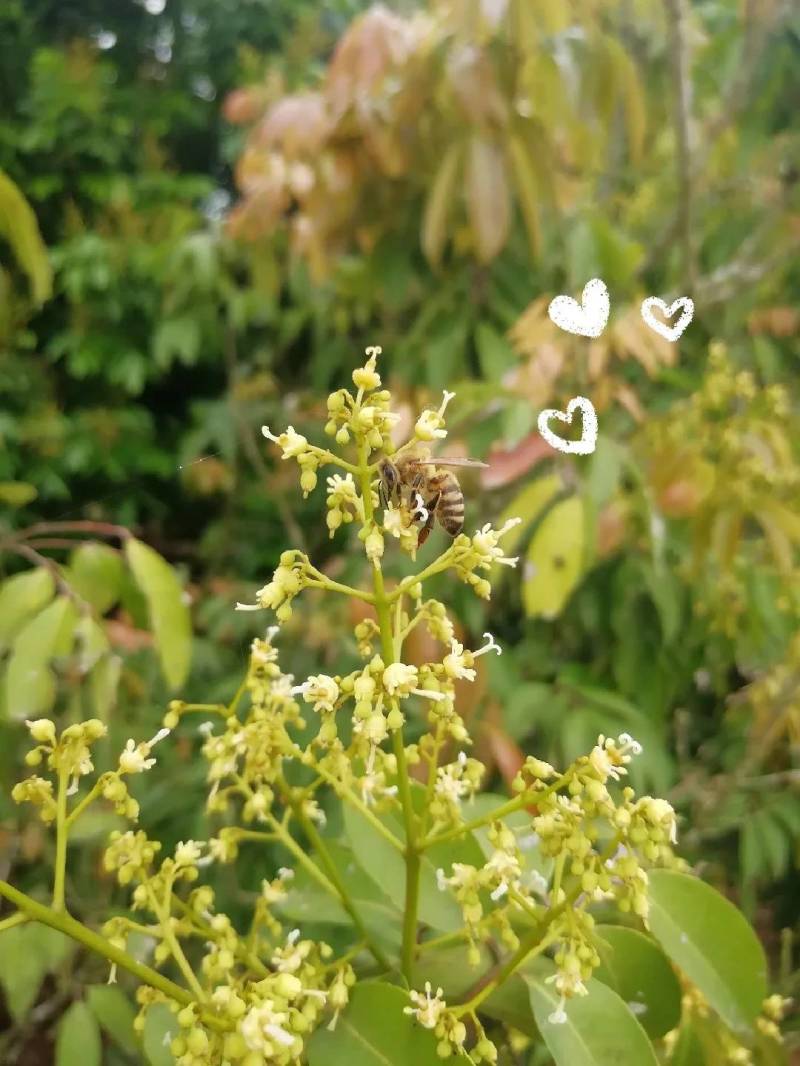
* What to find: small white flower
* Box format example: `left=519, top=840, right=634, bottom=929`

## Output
left=403, top=982, right=447, bottom=1028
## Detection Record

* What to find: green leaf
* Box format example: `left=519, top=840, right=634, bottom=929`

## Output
left=307, top=981, right=463, bottom=1065
left=0, top=567, right=55, bottom=650
left=75, top=614, right=110, bottom=672
left=279, top=840, right=402, bottom=952
left=125, top=538, right=191, bottom=689
left=527, top=973, right=659, bottom=1066
left=66, top=543, right=124, bottom=614
left=143, top=1003, right=176, bottom=1066
left=647, top=869, right=768, bottom=1032
left=507, top=133, right=541, bottom=256
left=0, top=169, right=53, bottom=305
left=0, top=481, right=38, bottom=507
left=0, top=924, right=72, bottom=1021
left=593, top=925, right=681, bottom=1039
left=5, top=595, right=72, bottom=719
left=89, top=654, right=122, bottom=718
left=523, top=496, right=585, bottom=618
left=343, top=788, right=485, bottom=933
left=87, top=984, right=138, bottom=1054
left=475, top=321, right=517, bottom=380
left=56, top=1001, right=102, bottom=1066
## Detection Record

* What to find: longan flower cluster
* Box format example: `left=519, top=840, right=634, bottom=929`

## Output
left=14, top=719, right=168, bottom=824
left=428, top=732, right=679, bottom=1026
left=6, top=346, right=774, bottom=1066
left=323, top=346, right=400, bottom=450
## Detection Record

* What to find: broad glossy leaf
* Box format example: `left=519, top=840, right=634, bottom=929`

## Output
left=67, top=543, right=124, bottom=614
left=647, top=869, right=767, bottom=1033
left=125, top=538, right=191, bottom=689
left=411, top=941, right=539, bottom=1035
left=594, top=925, right=681, bottom=1038
left=5, top=596, right=72, bottom=719
left=343, top=787, right=485, bottom=933
left=528, top=974, right=659, bottom=1066
left=0, top=567, right=55, bottom=650
left=143, top=1003, right=176, bottom=1066
left=0, top=924, right=72, bottom=1020
left=279, top=840, right=402, bottom=952
left=87, top=984, right=138, bottom=1054
left=523, top=496, right=585, bottom=618
left=343, top=804, right=459, bottom=932
left=307, top=981, right=463, bottom=1065
left=466, top=136, right=510, bottom=263
left=56, top=1001, right=102, bottom=1066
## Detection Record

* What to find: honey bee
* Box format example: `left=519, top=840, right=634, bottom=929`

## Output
left=378, top=445, right=488, bottom=546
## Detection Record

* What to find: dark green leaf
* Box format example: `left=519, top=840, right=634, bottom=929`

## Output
left=143, top=1003, right=176, bottom=1066
left=593, top=925, right=681, bottom=1038
left=528, top=973, right=659, bottom=1066
left=87, top=984, right=138, bottom=1054
left=56, top=1001, right=102, bottom=1066
left=307, top=981, right=464, bottom=1065
left=647, top=869, right=768, bottom=1032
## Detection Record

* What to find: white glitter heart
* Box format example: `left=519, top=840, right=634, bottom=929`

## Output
left=547, top=278, right=610, bottom=338
left=640, top=296, right=694, bottom=342
left=537, top=396, right=598, bottom=456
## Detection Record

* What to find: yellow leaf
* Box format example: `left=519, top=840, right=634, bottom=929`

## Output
left=421, top=143, right=463, bottom=268
left=465, top=136, right=510, bottom=263
left=523, top=496, right=585, bottom=619
left=495, top=475, right=563, bottom=562
left=0, top=171, right=52, bottom=306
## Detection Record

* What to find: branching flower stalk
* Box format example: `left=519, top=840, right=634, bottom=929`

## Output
left=4, top=346, right=773, bottom=1064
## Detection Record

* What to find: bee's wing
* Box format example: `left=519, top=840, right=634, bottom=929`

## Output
left=423, top=457, right=489, bottom=468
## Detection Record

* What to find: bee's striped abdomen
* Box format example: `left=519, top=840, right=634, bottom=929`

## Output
left=431, top=470, right=464, bottom=536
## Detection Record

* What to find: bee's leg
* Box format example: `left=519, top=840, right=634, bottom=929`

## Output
left=417, top=493, right=440, bottom=547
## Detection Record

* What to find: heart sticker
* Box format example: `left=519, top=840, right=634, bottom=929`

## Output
left=641, top=296, right=694, bottom=341
left=548, top=278, right=610, bottom=338
left=537, top=396, right=598, bottom=455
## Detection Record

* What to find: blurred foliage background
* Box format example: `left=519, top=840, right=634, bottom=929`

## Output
left=1, top=0, right=799, bottom=1061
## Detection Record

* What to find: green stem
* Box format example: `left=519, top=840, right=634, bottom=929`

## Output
left=311, top=768, right=404, bottom=852
left=147, top=883, right=206, bottom=1002
left=357, top=437, right=420, bottom=980
left=258, top=822, right=341, bottom=902
left=172, top=895, right=269, bottom=977
left=286, top=789, right=392, bottom=971
left=0, top=880, right=227, bottom=1032
left=65, top=778, right=105, bottom=830
left=0, top=911, right=28, bottom=933
left=388, top=550, right=454, bottom=603
left=455, top=835, right=621, bottom=1016
left=418, top=775, right=570, bottom=850
left=53, top=767, right=69, bottom=912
